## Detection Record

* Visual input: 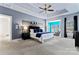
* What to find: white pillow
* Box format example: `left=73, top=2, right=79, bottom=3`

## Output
left=30, top=29, right=34, bottom=33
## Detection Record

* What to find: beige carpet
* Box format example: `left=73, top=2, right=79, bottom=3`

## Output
left=0, top=37, right=79, bottom=55
left=0, top=39, right=41, bottom=55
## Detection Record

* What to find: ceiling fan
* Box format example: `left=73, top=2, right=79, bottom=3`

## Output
left=39, top=4, right=54, bottom=13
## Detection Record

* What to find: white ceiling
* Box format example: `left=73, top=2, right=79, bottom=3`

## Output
left=0, top=3, right=79, bottom=19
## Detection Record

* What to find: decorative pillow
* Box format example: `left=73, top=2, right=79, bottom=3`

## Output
left=30, top=29, right=34, bottom=33
left=39, top=29, right=43, bottom=32
left=34, top=29, right=37, bottom=33
left=34, top=29, right=39, bottom=33
left=34, top=29, right=43, bottom=33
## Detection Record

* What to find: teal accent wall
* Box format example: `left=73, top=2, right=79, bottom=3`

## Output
left=48, top=21, right=60, bottom=32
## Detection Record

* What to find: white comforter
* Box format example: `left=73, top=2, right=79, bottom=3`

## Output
left=30, top=32, right=54, bottom=43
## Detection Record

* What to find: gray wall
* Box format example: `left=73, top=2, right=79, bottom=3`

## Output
left=0, top=6, right=45, bottom=39
left=60, top=13, right=79, bottom=37
left=48, top=12, right=79, bottom=37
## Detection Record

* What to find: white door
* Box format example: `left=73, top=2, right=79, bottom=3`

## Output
left=0, top=14, right=12, bottom=41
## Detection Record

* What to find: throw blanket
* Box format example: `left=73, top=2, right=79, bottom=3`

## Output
left=36, top=32, right=51, bottom=38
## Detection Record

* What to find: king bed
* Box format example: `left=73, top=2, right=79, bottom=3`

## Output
left=30, top=29, right=54, bottom=43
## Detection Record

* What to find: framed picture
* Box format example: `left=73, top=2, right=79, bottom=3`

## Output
left=15, top=23, right=19, bottom=29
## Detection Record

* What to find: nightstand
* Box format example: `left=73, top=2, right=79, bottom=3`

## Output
left=21, top=32, right=30, bottom=40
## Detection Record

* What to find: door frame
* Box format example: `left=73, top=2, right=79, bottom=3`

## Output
left=0, top=14, right=12, bottom=40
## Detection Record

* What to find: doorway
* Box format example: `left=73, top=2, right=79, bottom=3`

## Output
left=66, top=18, right=74, bottom=39
left=0, top=14, right=12, bottom=41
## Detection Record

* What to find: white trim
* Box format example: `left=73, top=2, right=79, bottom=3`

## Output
left=49, top=20, right=61, bottom=22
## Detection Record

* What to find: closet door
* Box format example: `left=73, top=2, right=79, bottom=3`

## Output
left=0, top=14, right=12, bottom=41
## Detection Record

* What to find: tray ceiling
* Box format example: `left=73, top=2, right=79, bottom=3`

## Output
left=0, top=3, right=79, bottom=19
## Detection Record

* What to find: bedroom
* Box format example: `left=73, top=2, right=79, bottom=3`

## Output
left=0, top=3, right=79, bottom=55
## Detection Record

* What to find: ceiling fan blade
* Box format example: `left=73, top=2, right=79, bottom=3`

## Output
left=48, top=5, right=51, bottom=8
left=39, top=7, right=44, bottom=9
left=48, top=9, right=54, bottom=11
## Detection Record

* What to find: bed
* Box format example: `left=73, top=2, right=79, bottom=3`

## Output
left=30, top=29, right=54, bottom=43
